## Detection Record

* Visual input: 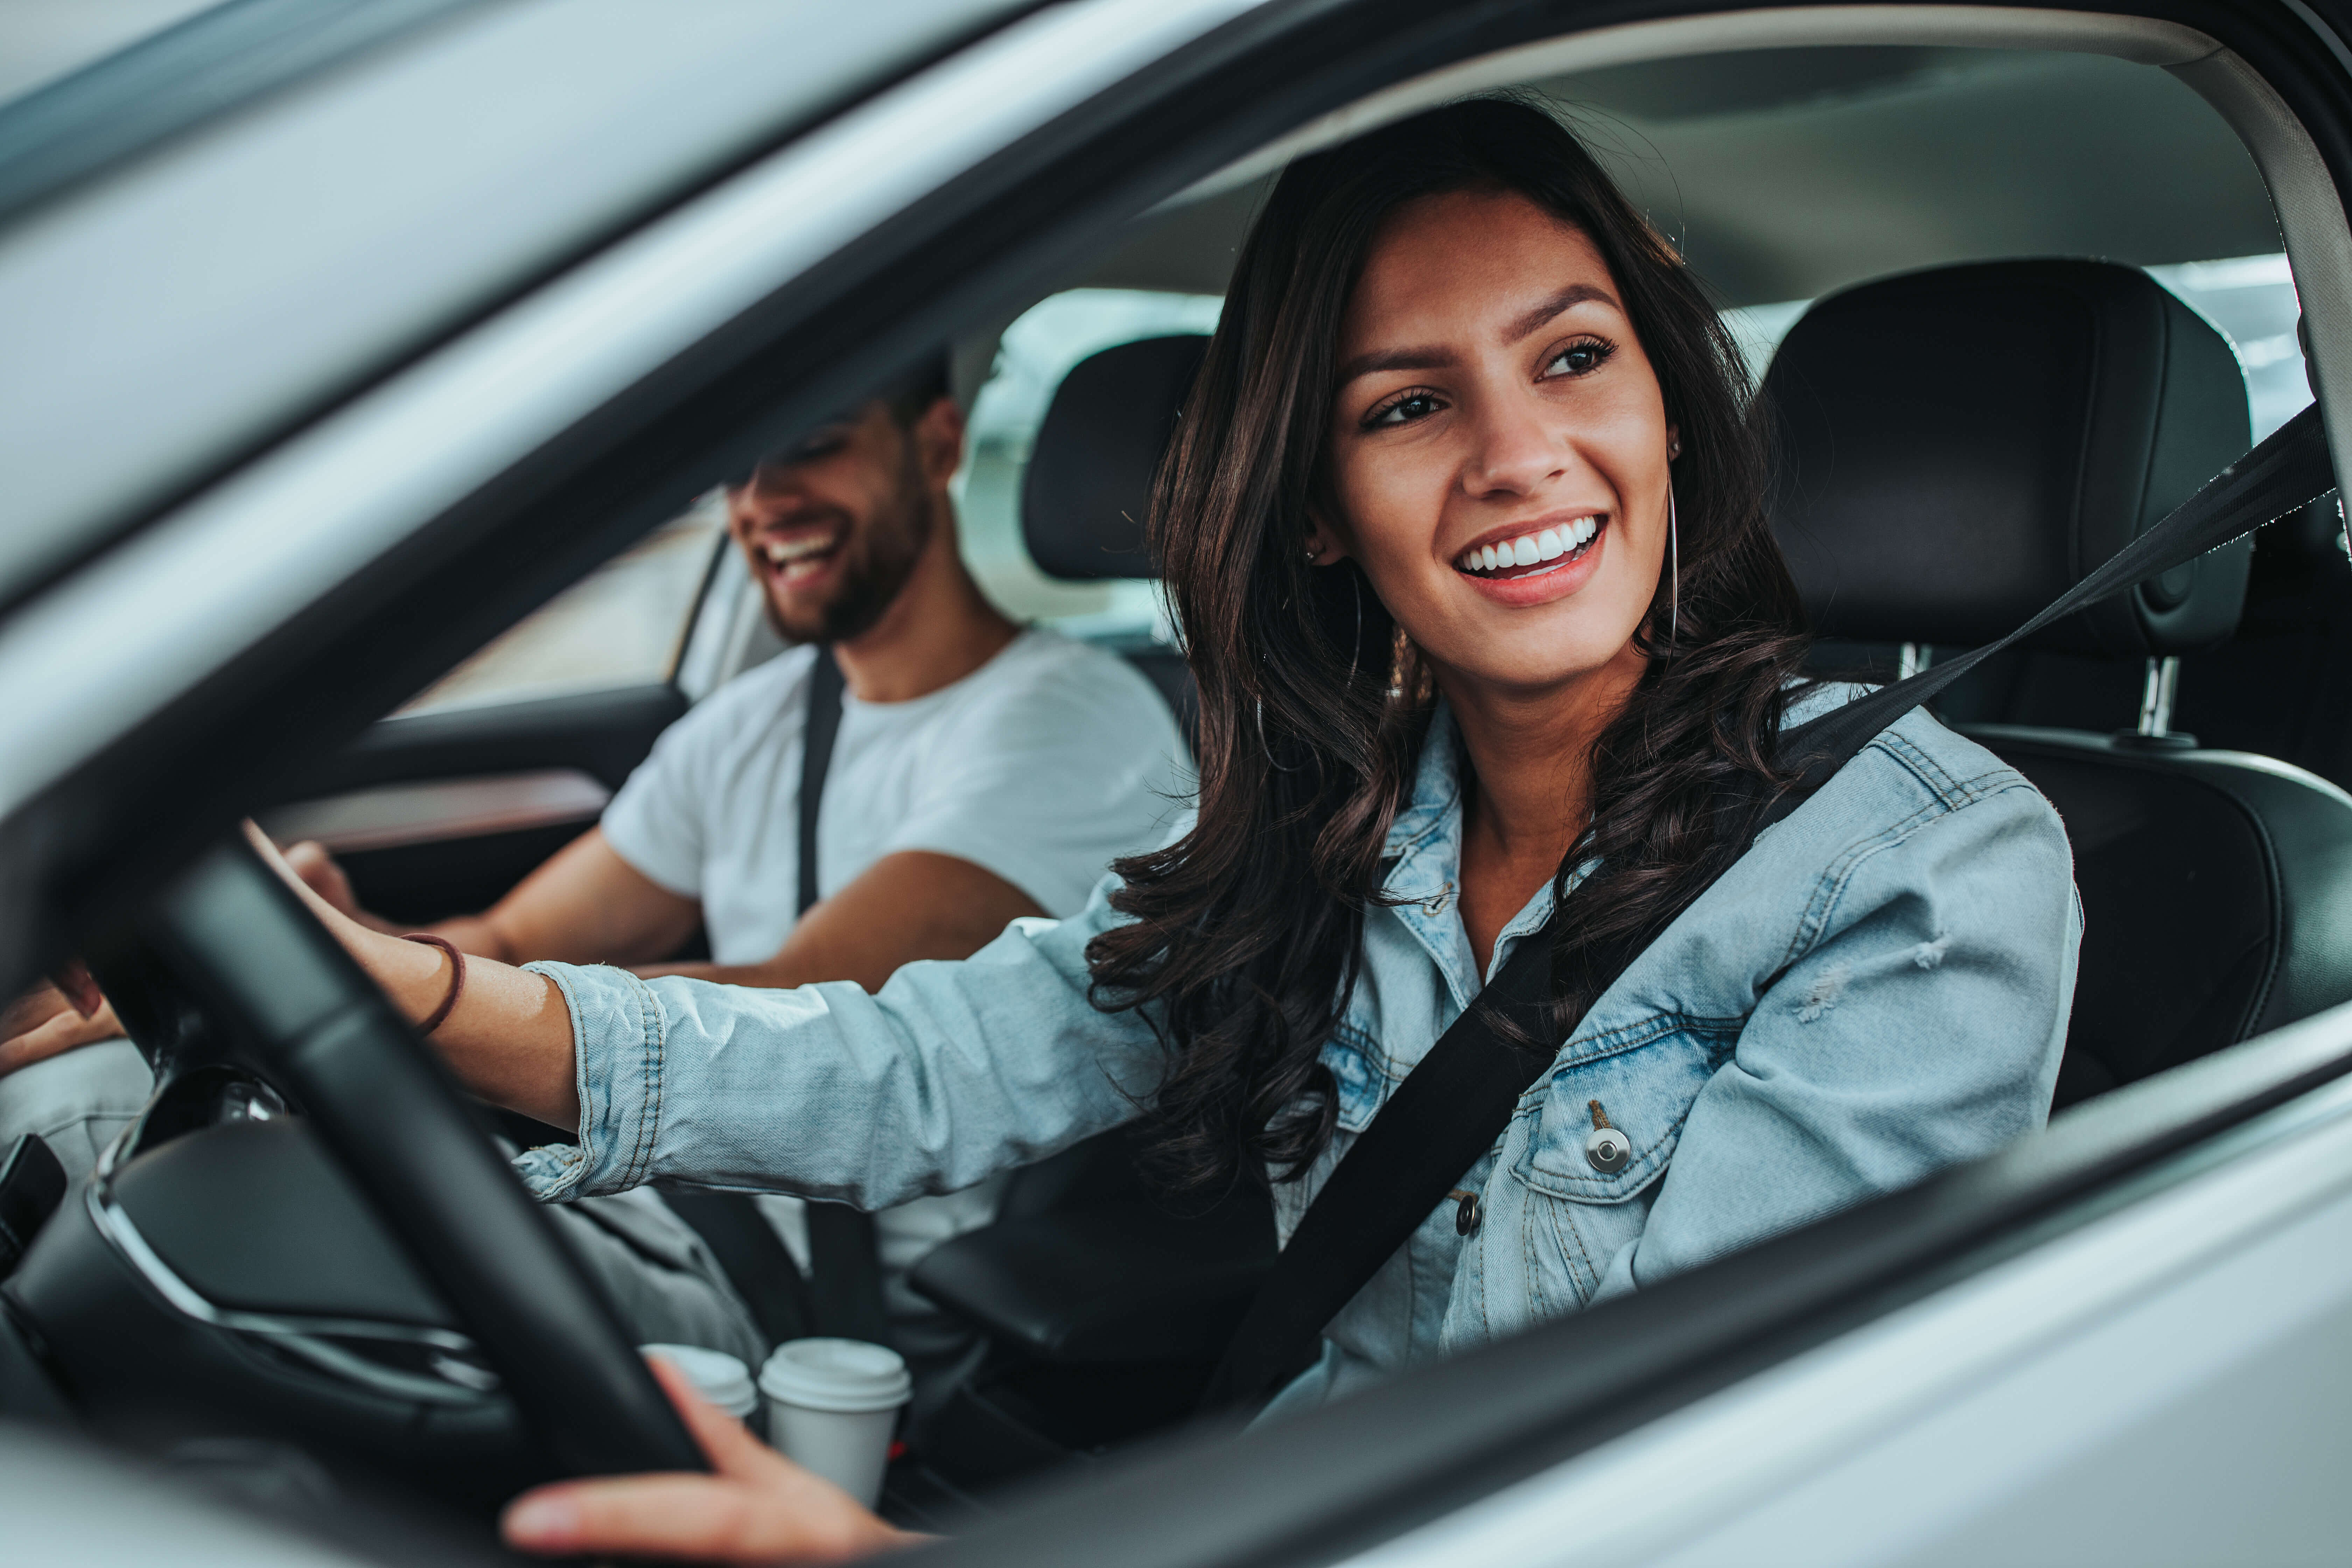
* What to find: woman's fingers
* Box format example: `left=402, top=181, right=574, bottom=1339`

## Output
left=50, top=960, right=102, bottom=1018
left=505, top=1472, right=872, bottom=1563
left=498, top=1353, right=912, bottom=1564
left=0, top=984, right=68, bottom=1042
left=646, top=1354, right=780, bottom=1473
left=281, top=839, right=361, bottom=918
left=0, top=990, right=125, bottom=1077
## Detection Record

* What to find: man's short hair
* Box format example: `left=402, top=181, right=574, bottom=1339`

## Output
left=882, top=351, right=953, bottom=426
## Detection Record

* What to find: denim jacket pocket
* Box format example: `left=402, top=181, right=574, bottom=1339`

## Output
left=1511, top=1014, right=1739, bottom=1204
left=1462, top=1015, right=1738, bottom=1330
left=1323, top=1023, right=1403, bottom=1134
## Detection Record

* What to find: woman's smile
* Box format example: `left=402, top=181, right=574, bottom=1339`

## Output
left=1451, top=511, right=1610, bottom=606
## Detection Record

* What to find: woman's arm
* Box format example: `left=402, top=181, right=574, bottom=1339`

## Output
left=1590, top=780, right=2079, bottom=1300
left=248, top=825, right=1163, bottom=1207
left=249, top=822, right=590, bottom=1129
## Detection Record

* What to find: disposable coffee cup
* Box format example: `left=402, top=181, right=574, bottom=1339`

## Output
left=639, top=1343, right=760, bottom=1421
left=758, top=1338, right=910, bottom=1506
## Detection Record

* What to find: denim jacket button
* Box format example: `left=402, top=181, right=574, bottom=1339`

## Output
left=1452, top=1189, right=1482, bottom=1236
left=1586, top=1126, right=1632, bottom=1174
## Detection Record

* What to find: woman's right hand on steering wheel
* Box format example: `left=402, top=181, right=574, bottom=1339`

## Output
left=0, top=838, right=368, bottom=1080
left=501, top=1355, right=922, bottom=1564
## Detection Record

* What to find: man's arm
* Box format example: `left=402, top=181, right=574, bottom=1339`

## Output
left=639, top=850, right=1042, bottom=993
left=292, top=827, right=702, bottom=968
left=431, top=827, right=703, bottom=967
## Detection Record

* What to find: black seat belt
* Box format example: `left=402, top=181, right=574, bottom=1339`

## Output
left=665, top=646, right=897, bottom=1350
left=793, top=649, right=898, bottom=1349
left=1203, top=404, right=2338, bottom=1413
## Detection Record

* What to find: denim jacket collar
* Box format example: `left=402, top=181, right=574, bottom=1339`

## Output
left=1377, top=702, right=1577, bottom=997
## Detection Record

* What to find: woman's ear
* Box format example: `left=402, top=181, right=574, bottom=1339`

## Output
left=1302, top=505, right=1353, bottom=566
left=1665, top=421, right=1682, bottom=462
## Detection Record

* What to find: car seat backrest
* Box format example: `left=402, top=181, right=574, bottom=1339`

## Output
left=1764, top=259, right=2352, bottom=1108
left=1766, top=258, right=2254, bottom=657
left=1021, top=334, right=1211, bottom=746
left=1022, top=334, right=1211, bottom=582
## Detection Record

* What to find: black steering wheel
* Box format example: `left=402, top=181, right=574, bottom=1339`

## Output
left=88, top=833, right=705, bottom=1481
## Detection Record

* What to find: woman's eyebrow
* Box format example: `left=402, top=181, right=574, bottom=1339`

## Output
left=1503, top=282, right=1619, bottom=344
left=1336, top=344, right=1457, bottom=384
left=1337, top=283, right=1624, bottom=386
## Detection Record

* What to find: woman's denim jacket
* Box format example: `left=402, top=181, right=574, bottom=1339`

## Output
left=517, top=691, right=2080, bottom=1417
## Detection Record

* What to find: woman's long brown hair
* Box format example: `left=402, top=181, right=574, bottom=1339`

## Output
left=1088, top=99, right=1810, bottom=1195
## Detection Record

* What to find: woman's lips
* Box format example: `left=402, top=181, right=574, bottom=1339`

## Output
left=1450, top=514, right=1610, bottom=605
left=1454, top=514, right=1603, bottom=579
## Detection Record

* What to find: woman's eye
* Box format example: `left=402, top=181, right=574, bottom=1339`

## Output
left=1368, top=391, right=1444, bottom=428
left=1544, top=339, right=1614, bottom=378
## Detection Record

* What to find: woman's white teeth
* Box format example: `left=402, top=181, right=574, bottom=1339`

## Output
left=1458, top=517, right=1599, bottom=573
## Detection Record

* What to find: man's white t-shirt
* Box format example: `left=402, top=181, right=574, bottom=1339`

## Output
left=603, top=629, right=1188, bottom=957
left=598, top=628, right=1190, bottom=1330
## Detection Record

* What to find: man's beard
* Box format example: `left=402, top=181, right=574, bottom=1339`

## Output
left=766, top=445, right=933, bottom=645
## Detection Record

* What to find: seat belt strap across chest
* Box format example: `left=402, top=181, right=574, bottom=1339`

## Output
left=1202, top=405, right=2338, bottom=1413
left=667, top=647, right=896, bottom=1351
left=793, top=649, right=897, bottom=1349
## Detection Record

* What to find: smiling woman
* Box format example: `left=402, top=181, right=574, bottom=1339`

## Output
left=1101, top=99, right=1828, bottom=1199
left=253, top=97, right=2077, bottom=1562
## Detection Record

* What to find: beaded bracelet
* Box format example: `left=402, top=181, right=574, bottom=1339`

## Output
left=399, top=933, right=467, bottom=1035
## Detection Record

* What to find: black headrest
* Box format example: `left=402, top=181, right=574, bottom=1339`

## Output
left=1763, top=259, right=2253, bottom=657
left=1023, top=335, right=1209, bottom=580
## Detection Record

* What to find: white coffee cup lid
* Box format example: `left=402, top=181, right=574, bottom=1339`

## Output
left=640, top=1344, right=759, bottom=1420
left=758, top=1338, right=911, bottom=1414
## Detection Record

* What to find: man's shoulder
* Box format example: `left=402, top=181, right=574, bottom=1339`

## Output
left=701, top=645, right=820, bottom=717
left=660, top=645, right=820, bottom=754
left=964, top=630, right=1180, bottom=728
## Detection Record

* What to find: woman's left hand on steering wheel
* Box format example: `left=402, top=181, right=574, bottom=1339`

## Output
left=501, top=1354, right=923, bottom=1564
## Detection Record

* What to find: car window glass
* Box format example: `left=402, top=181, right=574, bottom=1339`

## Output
left=397, top=496, right=724, bottom=716
left=957, top=287, right=1222, bottom=641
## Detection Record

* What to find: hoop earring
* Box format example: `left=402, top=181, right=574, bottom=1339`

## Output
left=1348, top=567, right=1363, bottom=690
left=1254, top=698, right=1303, bottom=772
left=1667, top=484, right=1680, bottom=647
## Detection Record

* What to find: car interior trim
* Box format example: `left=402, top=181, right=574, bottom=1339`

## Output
left=254, top=769, right=613, bottom=855
left=2171, top=39, right=2352, bottom=481
left=1174, top=5, right=2226, bottom=201
left=0, top=0, right=1269, bottom=834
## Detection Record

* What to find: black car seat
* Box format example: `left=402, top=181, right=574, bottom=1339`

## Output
left=1021, top=333, right=1210, bottom=744
left=1765, top=259, right=2352, bottom=1109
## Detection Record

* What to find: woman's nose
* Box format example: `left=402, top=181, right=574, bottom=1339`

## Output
left=1462, top=394, right=1571, bottom=498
